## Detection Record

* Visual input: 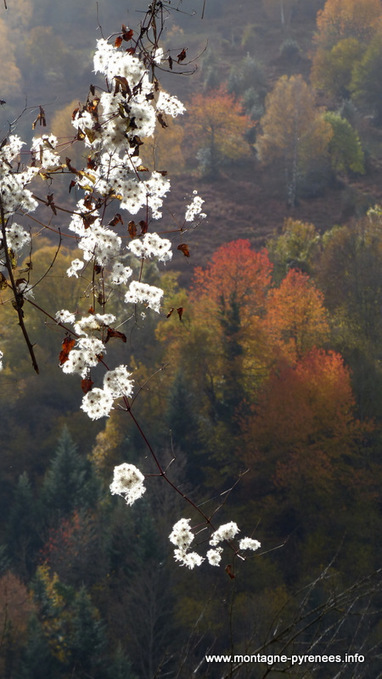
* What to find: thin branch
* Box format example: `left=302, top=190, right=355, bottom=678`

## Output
left=0, top=203, right=39, bottom=373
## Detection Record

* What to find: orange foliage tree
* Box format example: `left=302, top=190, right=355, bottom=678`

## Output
left=243, top=347, right=370, bottom=531
left=158, top=240, right=372, bottom=511
left=264, top=268, right=330, bottom=361
left=184, top=88, right=252, bottom=174
left=315, top=0, right=382, bottom=49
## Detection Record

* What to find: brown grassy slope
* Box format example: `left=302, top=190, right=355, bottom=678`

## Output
left=163, top=158, right=382, bottom=286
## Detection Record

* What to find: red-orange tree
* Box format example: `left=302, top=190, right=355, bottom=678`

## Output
left=242, top=347, right=371, bottom=537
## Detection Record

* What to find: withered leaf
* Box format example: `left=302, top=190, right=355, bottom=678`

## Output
left=32, top=106, right=47, bottom=130
left=69, top=180, right=77, bottom=193
left=168, top=55, right=173, bottom=70
left=59, top=337, right=76, bottom=365
left=114, top=76, right=131, bottom=97
left=82, top=214, right=98, bottom=229
left=0, top=272, right=7, bottom=290
left=139, top=220, right=148, bottom=234
left=177, top=48, right=187, bottom=62
left=108, top=213, right=123, bottom=227
left=157, top=112, right=168, bottom=129
left=81, top=378, right=94, bottom=394
left=105, top=327, right=127, bottom=343
left=47, top=193, right=57, bottom=215
left=225, top=564, right=236, bottom=579
left=66, top=157, right=78, bottom=174
left=83, top=194, right=93, bottom=210
left=115, top=35, right=123, bottom=48
left=177, top=243, right=190, bottom=257
left=128, top=220, right=137, bottom=238
left=121, top=25, right=134, bottom=41
left=167, top=307, right=184, bottom=321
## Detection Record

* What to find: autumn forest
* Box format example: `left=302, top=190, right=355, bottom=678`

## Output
left=1, top=0, right=382, bottom=678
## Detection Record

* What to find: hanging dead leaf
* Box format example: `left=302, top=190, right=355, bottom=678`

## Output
left=177, top=243, right=190, bottom=257
left=166, top=307, right=174, bottom=318
left=108, top=213, right=123, bottom=227
left=157, top=112, right=168, bottom=129
left=115, top=35, right=123, bottom=48
left=82, top=214, right=98, bottom=229
left=225, top=564, right=236, bottom=579
left=139, top=220, right=148, bottom=235
left=32, top=106, right=47, bottom=130
left=128, top=220, right=137, bottom=238
left=114, top=76, right=131, bottom=97
left=81, top=378, right=94, bottom=394
left=122, top=25, right=134, bottom=41
left=47, top=193, right=57, bottom=215
left=105, top=327, right=127, bottom=343
left=83, top=194, right=93, bottom=210
left=177, top=307, right=184, bottom=320
left=59, top=337, right=76, bottom=365
left=177, top=48, right=187, bottom=62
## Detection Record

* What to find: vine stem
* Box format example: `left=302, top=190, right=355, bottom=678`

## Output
left=124, top=399, right=216, bottom=528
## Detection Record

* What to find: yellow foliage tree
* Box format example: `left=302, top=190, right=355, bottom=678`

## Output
left=311, top=37, right=365, bottom=98
left=256, top=75, right=333, bottom=204
left=315, top=0, right=382, bottom=49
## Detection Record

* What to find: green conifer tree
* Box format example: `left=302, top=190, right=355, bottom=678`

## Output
left=15, top=616, right=57, bottom=679
left=42, top=427, right=101, bottom=523
left=6, top=472, right=42, bottom=578
left=67, top=587, right=106, bottom=678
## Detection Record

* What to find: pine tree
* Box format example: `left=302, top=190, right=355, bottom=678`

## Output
left=6, top=472, right=42, bottom=579
left=42, top=427, right=101, bottom=524
left=106, top=644, right=137, bottom=679
left=67, top=587, right=106, bottom=678
left=15, top=616, right=57, bottom=679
